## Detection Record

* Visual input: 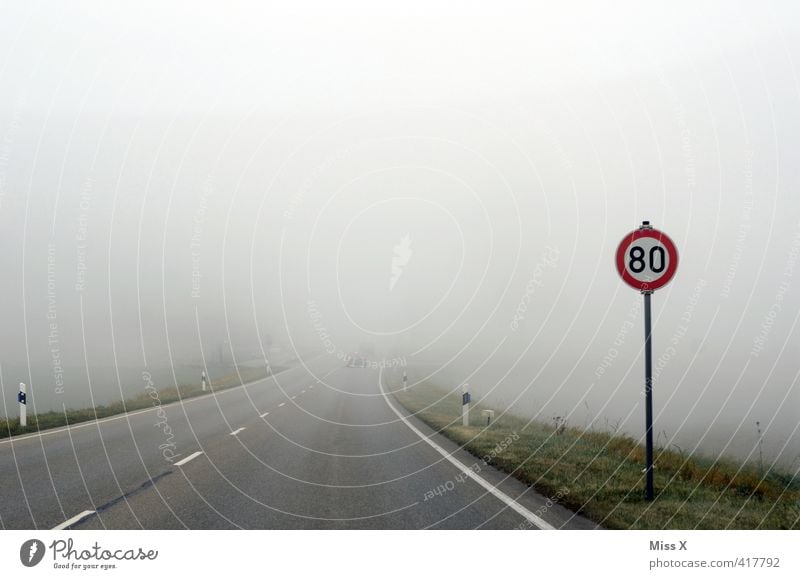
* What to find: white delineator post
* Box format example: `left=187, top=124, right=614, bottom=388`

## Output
left=201, top=371, right=208, bottom=392
left=461, top=383, right=470, bottom=427
left=18, top=382, right=27, bottom=428
left=402, top=370, right=408, bottom=391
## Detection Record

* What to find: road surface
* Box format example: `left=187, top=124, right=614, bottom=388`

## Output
left=0, top=358, right=597, bottom=529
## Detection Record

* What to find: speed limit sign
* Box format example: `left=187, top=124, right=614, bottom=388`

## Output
left=615, top=223, right=678, bottom=292
left=615, top=221, right=679, bottom=502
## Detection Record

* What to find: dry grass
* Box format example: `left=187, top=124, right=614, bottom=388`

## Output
left=394, top=383, right=800, bottom=529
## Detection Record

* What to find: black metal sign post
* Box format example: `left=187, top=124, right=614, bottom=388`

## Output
left=616, top=221, right=679, bottom=502
left=643, top=290, right=654, bottom=501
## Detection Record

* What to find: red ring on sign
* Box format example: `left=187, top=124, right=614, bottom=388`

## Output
left=615, top=228, right=679, bottom=292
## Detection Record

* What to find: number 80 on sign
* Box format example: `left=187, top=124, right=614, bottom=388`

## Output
left=615, top=227, right=679, bottom=292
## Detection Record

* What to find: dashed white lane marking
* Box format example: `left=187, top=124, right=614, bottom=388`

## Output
left=309, top=385, right=314, bottom=389
left=301, top=390, right=306, bottom=394
left=229, top=428, right=247, bottom=436
left=174, top=451, right=204, bottom=467
left=291, top=396, right=296, bottom=400
left=378, top=369, right=556, bottom=531
left=52, top=510, right=95, bottom=530
left=260, top=412, right=269, bottom=418
left=278, top=402, right=286, bottom=407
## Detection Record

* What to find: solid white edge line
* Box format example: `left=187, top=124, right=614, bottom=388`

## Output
left=0, top=359, right=315, bottom=446
left=229, top=427, right=246, bottom=436
left=174, top=451, right=204, bottom=467
left=52, top=510, right=95, bottom=530
left=378, top=369, right=556, bottom=530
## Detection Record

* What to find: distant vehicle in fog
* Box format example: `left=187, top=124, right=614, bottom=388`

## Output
left=346, top=353, right=367, bottom=368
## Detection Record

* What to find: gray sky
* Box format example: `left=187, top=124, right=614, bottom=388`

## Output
left=0, top=0, right=798, bottom=467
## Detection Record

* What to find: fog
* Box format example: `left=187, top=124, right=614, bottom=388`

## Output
left=0, top=1, right=798, bottom=469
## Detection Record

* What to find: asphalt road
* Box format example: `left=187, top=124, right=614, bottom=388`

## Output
left=0, top=358, right=598, bottom=529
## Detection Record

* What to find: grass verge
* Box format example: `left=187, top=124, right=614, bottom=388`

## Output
left=394, top=383, right=800, bottom=529
left=1, top=365, right=285, bottom=440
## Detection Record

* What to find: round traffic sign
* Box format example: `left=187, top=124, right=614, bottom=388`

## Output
left=615, top=225, right=678, bottom=292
